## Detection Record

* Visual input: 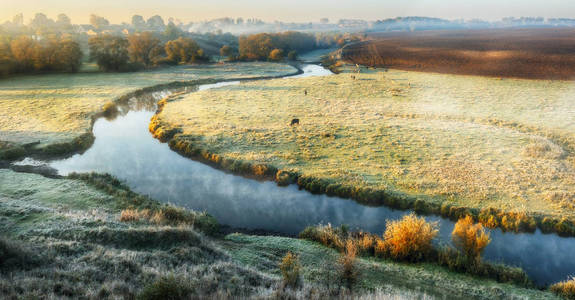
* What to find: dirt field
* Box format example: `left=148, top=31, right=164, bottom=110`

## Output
left=342, top=28, right=575, bottom=80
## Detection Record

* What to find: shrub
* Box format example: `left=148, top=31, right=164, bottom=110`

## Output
left=338, top=239, right=358, bottom=287
left=268, top=49, right=284, bottom=61
left=452, top=215, right=491, bottom=264
left=374, top=236, right=387, bottom=258
left=551, top=277, right=575, bottom=300
left=383, top=213, right=438, bottom=261
left=102, top=101, right=119, bottom=119
left=356, top=233, right=375, bottom=255
left=0, top=237, right=40, bottom=271
left=279, top=252, right=301, bottom=287
left=139, top=275, right=194, bottom=300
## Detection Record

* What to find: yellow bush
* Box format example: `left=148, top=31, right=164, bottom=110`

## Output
left=374, top=236, right=387, bottom=258
left=452, top=215, right=491, bottom=263
left=279, top=252, right=301, bottom=287
left=551, top=277, right=575, bottom=300
left=383, top=213, right=438, bottom=261
left=356, top=233, right=374, bottom=254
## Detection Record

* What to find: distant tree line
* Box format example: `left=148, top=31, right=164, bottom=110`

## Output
left=0, top=35, right=82, bottom=76
left=89, top=33, right=209, bottom=72
left=238, top=31, right=317, bottom=61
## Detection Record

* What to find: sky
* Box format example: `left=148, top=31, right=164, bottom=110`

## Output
left=2, top=0, right=575, bottom=24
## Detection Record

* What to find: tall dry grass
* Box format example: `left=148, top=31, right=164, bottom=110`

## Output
left=279, top=252, right=301, bottom=287
left=550, top=277, right=575, bottom=300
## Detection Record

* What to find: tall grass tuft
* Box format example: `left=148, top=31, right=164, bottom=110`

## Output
left=452, top=215, right=490, bottom=264
left=279, top=252, right=301, bottom=287
left=383, top=213, right=438, bottom=262
left=551, top=277, right=575, bottom=300
left=139, top=275, right=194, bottom=300
left=338, top=239, right=358, bottom=287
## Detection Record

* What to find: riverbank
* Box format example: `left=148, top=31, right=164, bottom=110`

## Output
left=0, top=62, right=299, bottom=161
left=150, top=65, right=575, bottom=236
left=0, top=169, right=559, bottom=299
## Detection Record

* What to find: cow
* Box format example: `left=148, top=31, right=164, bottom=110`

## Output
left=290, top=118, right=300, bottom=126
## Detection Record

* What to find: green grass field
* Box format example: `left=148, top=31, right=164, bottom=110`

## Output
left=0, top=169, right=558, bottom=299
left=0, top=62, right=297, bottom=157
left=153, top=65, right=575, bottom=227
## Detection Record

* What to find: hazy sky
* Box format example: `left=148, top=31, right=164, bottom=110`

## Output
left=2, top=0, right=575, bottom=24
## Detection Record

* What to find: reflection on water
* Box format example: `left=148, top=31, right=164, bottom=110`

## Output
left=47, top=64, right=575, bottom=286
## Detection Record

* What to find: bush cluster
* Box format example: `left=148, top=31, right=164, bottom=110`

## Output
left=300, top=214, right=531, bottom=286
left=551, top=277, right=575, bottom=300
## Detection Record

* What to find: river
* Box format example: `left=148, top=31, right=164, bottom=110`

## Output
left=15, top=63, right=574, bottom=286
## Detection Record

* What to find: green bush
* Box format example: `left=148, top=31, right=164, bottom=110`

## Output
left=139, top=275, right=194, bottom=300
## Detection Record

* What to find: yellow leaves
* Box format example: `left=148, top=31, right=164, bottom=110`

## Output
left=383, top=213, right=438, bottom=261
left=452, top=215, right=491, bottom=261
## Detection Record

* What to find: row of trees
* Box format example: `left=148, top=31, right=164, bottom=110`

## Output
left=238, top=31, right=317, bottom=61
left=89, top=34, right=208, bottom=72
left=0, top=35, right=82, bottom=75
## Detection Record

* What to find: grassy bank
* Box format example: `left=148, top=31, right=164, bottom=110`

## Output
left=150, top=65, right=575, bottom=236
left=0, top=62, right=298, bottom=160
left=0, top=169, right=559, bottom=298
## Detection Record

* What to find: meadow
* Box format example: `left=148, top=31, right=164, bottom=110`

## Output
left=0, top=169, right=558, bottom=299
left=0, top=62, right=297, bottom=159
left=152, top=65, right=575, bottom=234
left=343, top=28, right=575, bottom=80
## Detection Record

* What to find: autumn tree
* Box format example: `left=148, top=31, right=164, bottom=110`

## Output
left=0, top=38, right=15, bottom=75
left=452, top=215, right=491, bottom=264
left=10, top=36, right=36, bottom=71
left=268, top=48, right=283, bottom=61
left=89, top=35, right=129, bottom=71
left=219, top=45, right=234, bottom=61
left=55, top=38, right=83, bottom=72
left=165, top=37, right=206, bottom=64
left=128, top=32, right=161, bottom=67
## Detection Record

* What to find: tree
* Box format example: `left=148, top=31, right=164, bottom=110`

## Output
left=219, top=45, right=233, bottom=60
left=56, top=14, right=71, bottom=27
left=165, top=37, right=204, bottom=64
left=89, top=35, right=129, bottom=71
left=131, top=15, right=146, bottom=29
left=452, top=216, right=491, bottom=264
left=10, top=36, right=36, bottom=71
left=55, top=39, right=82, bottom=72
left=164, top=23, right=183, bottom=40
left=12, top=14, right=24, bottom=26
left=268, top=48, right=283, bottom=61
left=147, top=15, right=165, bottom=29
left=0, top=38, right=15, bottom=75
left=128, top=32, right=161, bottom=67
left=287, top=50, right=298, bottom=61
left=90, top=14, right=109, bottom=30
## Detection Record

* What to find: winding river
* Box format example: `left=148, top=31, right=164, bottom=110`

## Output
left=16, top=64, right=574, bottom=286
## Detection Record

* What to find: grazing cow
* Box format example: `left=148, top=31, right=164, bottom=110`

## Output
left=290, top=118, right=300, bottom=126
